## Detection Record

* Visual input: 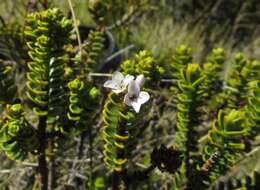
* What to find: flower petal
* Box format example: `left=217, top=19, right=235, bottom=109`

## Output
left=123, top=94, right=132, bottom=106
left=104, top=80, right=117, bottom=89
left=131, top=101, right=142, bottom=113
left=123, top=75, right=134, bottom=86
left=137, top=91, right=150, bottom=104
left=104, top=72, right=128, bottom=93
left=112, top=71, right=124, bottom=83
left=136, top=74, right=145, bottom=87
left=113, top=88, right=125, bottom=94
left=128, top=80, right=140, bottom=97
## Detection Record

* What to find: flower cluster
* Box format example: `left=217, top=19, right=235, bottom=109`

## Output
left=104, top=72, right=150, bottom=113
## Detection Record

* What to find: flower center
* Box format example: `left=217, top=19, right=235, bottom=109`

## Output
left=129, top=94, right=138, bottom=102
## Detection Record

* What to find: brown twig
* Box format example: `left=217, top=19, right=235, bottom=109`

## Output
left=67, top=0, right=82, bottom=61
left=37, top=116, right=48, bottom=190
left=112, top=171, right=120, bottom=190
left=48, top=138, right=56, bottom=190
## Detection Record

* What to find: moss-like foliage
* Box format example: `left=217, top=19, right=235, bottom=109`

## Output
left=102, top=92, right=139, bottom=172
left=88, top=0, right=146, bottom=26
left=83, top=29, right=105, bottom=72
left=24, top=8, right=73, bottom=124
left=246, top=81, right=260, bottom=137
left=88, top=0, right=109, bottom=24
left=0, top=60, right=17, bottom=104
left=171, top=45, right=192, bottom=80
left=175, top=63, right=205, bottom=151
left=67, top=78, right=100, bottom=132
left=211, top=171, right=260, bottom=190
left=0, top=104, right=38, bottom=161
left=225, top=53, right=260, bottom=109
left=202, top=48, right=225, bottom=98
left=174, top=63, right=206, bottom=186
left=120, top=50, right=165, bottom=88
left=67, top=78, right=85, bottom=121
left=196, top=110, right=248, bottom=188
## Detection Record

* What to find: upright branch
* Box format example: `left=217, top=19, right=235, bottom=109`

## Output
left=194, top=110, right=248, bottom=189
left=24, top=8, right=73, bottom=190
left=174, top=63, right=206, bottom=184
left=0, top=104, right=38, bottom=161
left=201, top=48, right=225, bottom=107
left=202, top=47, right=225, bottom=99
left=170, top=45, right=193, bottom=105
left=101, top=51, right=165, bottom=188
left=171, top=45, right=192, bottom=80
left=245, top=81, right=260, bottom=139
left=0, top=60, right=17, bottom=104
left=102, top=71, right=150, bottom=188
left=224, top=53, right=260, bottom=109
left=37, top=116, right=48, bottom=190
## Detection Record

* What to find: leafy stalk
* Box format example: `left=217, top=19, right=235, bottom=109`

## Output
left=174, top=63, right=206, bottom=186
left=24, top=8, right=73, bottom=190
left=195, top=110, right=248, bottom=189
left=0, top=60, right=17, bottom=104
left=0, top=104, right=38, bottom=161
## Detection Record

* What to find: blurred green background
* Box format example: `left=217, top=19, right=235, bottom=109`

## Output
left=1, top=0, right=260, bottom=62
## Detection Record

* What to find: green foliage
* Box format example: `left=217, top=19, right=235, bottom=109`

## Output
left=88, top=0, right=150, bottom=26
left=198, top=110, right=248, bottom=188
left=24, top=8, right=73, bottom=124
left=87, top=0, right=109, bottom=24
left=166, top=45, right=259, bottom=190
left=0, top=104, right=38, bottom=161
left=202, top=48, right=225, bottom=98
left=171, top=45, right=192, bottom=80
left=175, top=63, right=205, bottom=152
left=207, top=109, right=247, bottom=152
left=67, top=78, right=100, bottom=131
left=211, top=171, right=260, bottom=190
left=0, top=60, right=17, bottom=104
left=102, top=92, right=138, bottom=172
left=67, top=78, right=85, bottom=121
left=120, top=50, right=165, bottom=87
left=0, top=3, right=259, bottom=189
left=174, top=63, right=206, bottom=188
left=83, top=29, right=105, bottom=71
left=94, top=176, right=106, bottom=190
left=225, top=53, right=260, bottom=108
left=246, top=81, right=260, bottom=137
left=0, top=22, right=26, bottom=63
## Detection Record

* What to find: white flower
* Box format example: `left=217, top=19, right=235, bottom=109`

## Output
left=124, top=75, right=150, bottom=113
left=104, top=71, right=134, bottom=94
left=135, top=74, right=145, bottom=87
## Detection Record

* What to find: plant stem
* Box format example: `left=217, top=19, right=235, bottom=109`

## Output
left=38, top=116, right=48, bottom=190
left=77, top=131, right=86, bottom=159
left=88, top=129, right=94, bottom=190
left=122, top=165, right=156, bottom=188
left=73, top=131, right=87, bottom=187
left=48, top=138, right=56, bottom=190
left=112, top=171, right=120, bottom=190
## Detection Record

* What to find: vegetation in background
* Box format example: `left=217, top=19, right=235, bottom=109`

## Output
left=0, top=0, right=259, bottom=190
